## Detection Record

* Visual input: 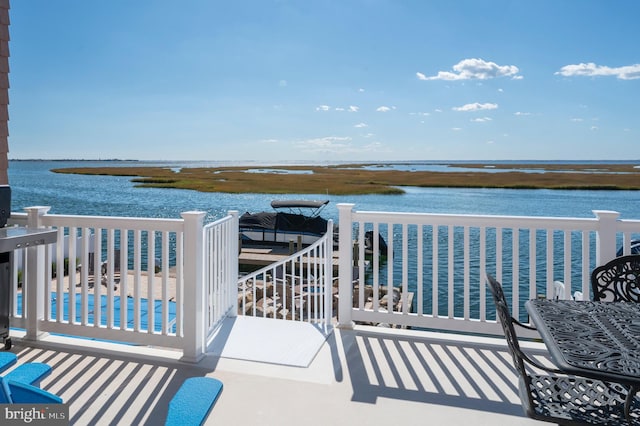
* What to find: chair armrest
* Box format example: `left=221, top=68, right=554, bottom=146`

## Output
left=512, top=318, right=565, bottom=374
left=513, top=317, right=537, bottom=331
left=4, top=362, right=52, bottom=387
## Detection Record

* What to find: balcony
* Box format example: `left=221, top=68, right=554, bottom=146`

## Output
left=4, top=204, right=640, bottom=424
left=9, top=325, right=545, bottom=425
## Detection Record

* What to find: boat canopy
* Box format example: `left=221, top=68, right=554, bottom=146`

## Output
left=239, top=211, right=329, bottom=236
left=239, top=199, right=331, bottom=242
left=270, top=200, right=329, bottom=210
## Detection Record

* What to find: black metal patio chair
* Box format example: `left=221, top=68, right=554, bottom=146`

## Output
left=486, top=274, right=640, bottom=425
left=591, top=254, right=640, bottom=302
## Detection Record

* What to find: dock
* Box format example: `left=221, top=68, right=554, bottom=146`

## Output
left=239, top=246, right=340, bottom=271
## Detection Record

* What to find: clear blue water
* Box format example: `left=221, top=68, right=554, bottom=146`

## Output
left=9, top=160, right=640, bottom=321
left=9, top=160, right=640, bottom=222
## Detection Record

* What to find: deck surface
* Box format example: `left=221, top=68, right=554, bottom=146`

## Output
left=6, top=324, right=544, bottom=425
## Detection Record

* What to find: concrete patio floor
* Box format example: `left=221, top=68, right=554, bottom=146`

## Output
left=6, top=322, right=546, bottom=425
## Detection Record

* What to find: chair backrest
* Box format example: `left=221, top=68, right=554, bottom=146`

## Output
left=486, top=275, right=528, bottom=377
left=591, top=254, right=640, bottom=302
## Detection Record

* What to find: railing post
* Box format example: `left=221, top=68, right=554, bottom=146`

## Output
left=228, top=210, right=239, bottom=318
left=23, top=206, right=51, bottom=341
left=181, top=211, right=206, bottom=363
left=337, top=203, right=355, bottom=329
left=593, top=210, right=620, bottom=266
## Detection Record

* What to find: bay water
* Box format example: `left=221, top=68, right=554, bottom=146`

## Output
left=9, top=160, right=640, bottom=319
left=9, top=160, right=640, bottom=222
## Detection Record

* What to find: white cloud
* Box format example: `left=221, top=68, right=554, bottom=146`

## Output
left=514, top=111, right=532, bottom=116
left=360, top=141, right=390, bottom=152
left=418, top=58, right=521, bottom=80
left=571, top=118, right=584, bottom=122
left=318, top=105, right=359, bottom=112
left=376, top=106, right=391, bottom=112
left=453, top=102, right=498, bottom=112
left=354, top=122, right=368, bottom=128
left=294, top=136, right=387, bottom=154
left=358, top=88, right=365, bottom=92
left=555, top=62, right=640, bottom=80
left=452, top=127, right=462, bottom=131
left=471, top=117, right=493, bottom=122
left=295, top=136, right=352, bottom=153
left=591, top=126, right=599, bottom=131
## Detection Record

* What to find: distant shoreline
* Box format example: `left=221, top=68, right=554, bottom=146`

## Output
left=9, top=158, right=640, bottom=164
left=10, top=158, right=139, bottom=162
left=50, top=163, right=640, bottom=195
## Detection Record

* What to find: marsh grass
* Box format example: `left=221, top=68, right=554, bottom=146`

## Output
left=51, top=163, right=640, bottom=195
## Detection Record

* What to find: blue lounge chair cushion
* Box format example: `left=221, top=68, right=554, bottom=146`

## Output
left=165, top=377, right=223, bottom=426
left=0, top=352, right=17, bottom=374
left=0, top=377, right=62, bottom=404
left=4, top=362, right=52, bottom=387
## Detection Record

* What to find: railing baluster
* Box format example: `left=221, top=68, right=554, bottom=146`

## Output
left=432, top=225, right=438, bottom=316
left=161, top=230, right=170, bottom=334
left=147, top=230, right=155, bottom=333
left=357, top=223, right=365, bottom=311
left=463, top=226, right=470, bottom=321
left=479, top=226, right=486, bottom=322
left=447, top=225, right=454, bottom=319
left=416, top=224, right=423, bottom=317
left=80, top=227, right=90, bottom=326
left=133, top=229, right=142, bottom=332
left=563, top=231, right=571, bottom=299
left=120, top=230, right=129, bottom=331
left=401, top=224, right=408, bottom=316
left=68, top=227, right=77, bottom=324
left=581, top=231, right=590, bottom=297
left=512, top=228, right=520, bottom=320
left=529, top=228, right=536, bottom=301
left=94, top=228, right=102, bottom=328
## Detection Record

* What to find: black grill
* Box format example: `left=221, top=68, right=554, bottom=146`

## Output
left=0, top=185, right=9, bottom=227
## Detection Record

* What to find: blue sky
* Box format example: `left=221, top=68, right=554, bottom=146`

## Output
left=6, top=1, right=640, bottom=162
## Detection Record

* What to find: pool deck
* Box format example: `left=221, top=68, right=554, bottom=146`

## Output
left=5, top=319, right=545, bottom=425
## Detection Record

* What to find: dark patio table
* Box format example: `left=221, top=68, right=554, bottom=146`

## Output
left=525, top=299, right=640, bottom=420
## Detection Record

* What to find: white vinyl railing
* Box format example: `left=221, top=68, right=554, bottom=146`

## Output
left=337, top=204, right=640, bottom=336
left=10, top=203, right=640, bottom=358
left=237, top=220, right=334, bottom=325
left=204, top=211, right=239, bottom=341
left=7, top=207, right=229, bottom=362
